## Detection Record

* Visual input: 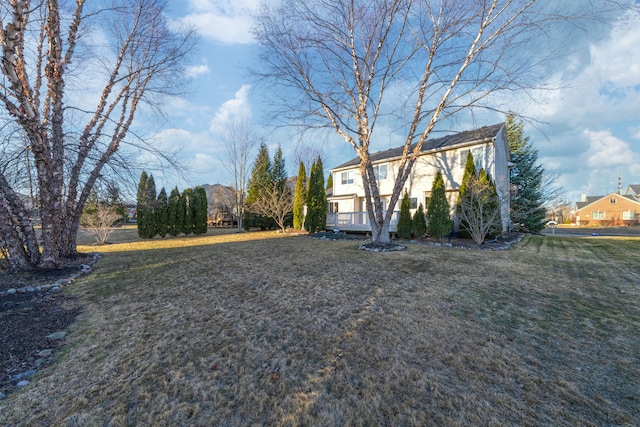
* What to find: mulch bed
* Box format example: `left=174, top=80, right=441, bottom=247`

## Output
left=0, top=256, right=91, bottom=396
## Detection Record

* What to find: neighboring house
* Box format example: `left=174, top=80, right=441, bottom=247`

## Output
left=573, top=191, right=640, bottom=226
left=625, top=184, right=640, bottom=201
left=327, top=123, right=512, bottom=233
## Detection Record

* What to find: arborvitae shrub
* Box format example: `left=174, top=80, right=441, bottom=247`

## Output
left=396, top=191, right=413, bottom=239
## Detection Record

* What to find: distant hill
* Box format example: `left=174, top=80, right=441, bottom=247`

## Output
left=200, top=184, right=235, bottom=214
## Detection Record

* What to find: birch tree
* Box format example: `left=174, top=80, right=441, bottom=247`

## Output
left=253, top=0, right=636, bottom=246
left=0, top=0, right=194, bottom=268
left=223, top=119, right=260, bottom=232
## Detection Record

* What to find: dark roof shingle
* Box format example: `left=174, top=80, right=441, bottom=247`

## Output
left=332, top=123, right=505, bottom=170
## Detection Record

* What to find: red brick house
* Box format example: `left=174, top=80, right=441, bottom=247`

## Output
left=573, top=191, right=640, bottom=226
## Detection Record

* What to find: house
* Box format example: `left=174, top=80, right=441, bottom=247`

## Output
left=573, top=187, right=640, bottom=226
left=326, top=123, right=512, bottom=233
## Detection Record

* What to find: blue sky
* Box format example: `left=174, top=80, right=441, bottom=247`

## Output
left=159, top=0, right=640, bottom=204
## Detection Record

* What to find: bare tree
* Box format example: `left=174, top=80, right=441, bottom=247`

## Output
left=253, top=0, right=636, bottom=246
left=248, top=182, right=294, bottom=234
left=81, top=203, right=121, bottom=245
left=0, top=0, right=194, bottom=269
left=223, top=119, right=260, bottom=232
left=457, top=174, right=502, bottom=245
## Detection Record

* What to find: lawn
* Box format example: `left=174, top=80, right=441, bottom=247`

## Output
left=1, top=231, right=639, bottom=426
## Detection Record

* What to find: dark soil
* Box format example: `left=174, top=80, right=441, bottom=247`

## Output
left=0, top=257, right=90, bottom=396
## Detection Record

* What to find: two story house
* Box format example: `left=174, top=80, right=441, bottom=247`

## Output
left=326, top=123, right=512, bottom=233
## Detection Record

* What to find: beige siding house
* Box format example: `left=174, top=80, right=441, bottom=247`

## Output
left=327, top=123, right=512, bottom=233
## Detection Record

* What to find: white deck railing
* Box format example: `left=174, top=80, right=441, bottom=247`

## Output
left=326, top=211, right=400, bottom=232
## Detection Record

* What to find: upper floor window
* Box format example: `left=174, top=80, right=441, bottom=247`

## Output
left=373, top=164, right=388, bottom=180
left=610, top=197, right=617, bottom=204
left=341, top=171, right=354, bottom=185
left=459, top=146, right=484, bottom=170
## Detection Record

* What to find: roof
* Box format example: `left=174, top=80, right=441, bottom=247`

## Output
left=626, top=184, right=640, bottom=195
left=576, top=193, right=640, bottom=210
left=332, top=123, right=505, bottom=171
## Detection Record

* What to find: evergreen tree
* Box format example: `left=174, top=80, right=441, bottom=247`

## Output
left=193, top=186, right=209, bottom=234
left=168, top=187, right=181, bottom=236
left=156, top=187, right=169, bottom=237
left=293, top=162, right=307, bottom=230
left=479, top=168, right=501, bottom=237
left=177, top=189, right=187, bottom=235
left=183, top=188, right=194, bottom=235
left=396, top=190, right=413, bottom=239
left=507, top=113, right=547, bottom=233
left=145, top=174, right=157, bottom=238
left=326, top=172, right=333, bottom=190
left=412, top=203, right=427, bottom=238
left=271, top=145, right=287, bottom=191
left=245, top=143, right=272, bottom=229
left=426, top=170, right=453, bottom=239
left=304, top=157, right=327, bottom=233
left=136, top=171, right=149, bottom=238
left=456, top=152, right=477, bottom=238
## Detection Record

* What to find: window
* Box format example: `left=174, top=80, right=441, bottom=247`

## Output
left=592, top=211, right=606, bottom=220
left=409, top=198, right=417, bottom=209
left=424, top=192, right=431, bottom=210
left=459, top=149, right=470, bottom=164
left=622, top=210, right=637, bottom=220
left=373, top=164, right=388, bottom=180
left=341, top=171, right=354, bottom=185
left=610, top=197, right=617, bottom=204
left=329, top=202, right=339, bottom=213
left=472, top=146, right=484, bottom=170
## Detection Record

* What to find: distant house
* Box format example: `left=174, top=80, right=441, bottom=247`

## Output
left=573, top=188, right=640, bottom=226
left=326, top=123, right=512, bottom=233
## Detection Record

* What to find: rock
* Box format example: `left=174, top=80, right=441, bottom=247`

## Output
left=33, top=358, right=46, bottom=368
left=25, top=287, right=36, bottom=293
left=55, top=279, right=68, bottom=286
left=12, top=369, right=36, bottom=381
left=40, top=284, right=52, bottom=291
left=6, top=288, right=16, bottom=295
left=0, top=392, right=6, bottom=400
left=47, top=331, right=66, bottom=340
left=38, top=349, right=52, bottom=357
left=49, top=286, right=62, bottom=293
left=16, top=380, right=30, bottom=387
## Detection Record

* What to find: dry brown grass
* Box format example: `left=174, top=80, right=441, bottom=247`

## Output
left=1, top=231, right=639, bottom=426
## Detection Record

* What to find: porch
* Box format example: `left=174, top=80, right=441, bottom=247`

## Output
left=326, top=211, right=400, bottom=232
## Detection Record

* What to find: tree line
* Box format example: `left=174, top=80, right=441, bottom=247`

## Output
left=136, top=172, right=208, bottom=239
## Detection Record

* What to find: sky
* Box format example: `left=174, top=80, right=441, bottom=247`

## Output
left=157, top=0, right=640, bottom=205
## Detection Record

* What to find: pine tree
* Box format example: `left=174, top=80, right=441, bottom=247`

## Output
left=168, top=187, right=181, bottom=236
left=304, top=157, right=327, bottom=233
left=507, top=113, right=547, bottom=233
left=426, top=170, right=453, bottom=239
left=396, top=190, right=413, bottom=239
left=412, top=203, right=427, bottom=238
left=271, top=145, right=287, bottom=191
left=456, top=152, right=477, bottom=238
left=156, top=187, right=169, bottom=238
left=245, top=143, right=272, bottom=229
left=136, top=171, right=149, bottom=238
left=293, top=162, right=307, bottom=230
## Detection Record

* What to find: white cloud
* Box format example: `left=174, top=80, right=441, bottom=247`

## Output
left=185, top=60, right=210, bottom=78
left=584, top=129, right=636, bottom=169
left=209, top=85, right=253, bottom=133
left=174, top=0, right=263, bottom=45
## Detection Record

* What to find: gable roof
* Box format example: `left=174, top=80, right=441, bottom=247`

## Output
left=332, top=123, right=505, bottom=171
left=575, top=192, right=640, bottom=211
left=626, top=184, right=640, bottom=196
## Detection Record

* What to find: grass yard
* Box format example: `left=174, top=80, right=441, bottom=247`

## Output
left=1, top=231, right=639, bottom=426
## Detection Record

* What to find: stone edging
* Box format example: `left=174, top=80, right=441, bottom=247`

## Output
left=0, top=252, right=102, bottom=298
